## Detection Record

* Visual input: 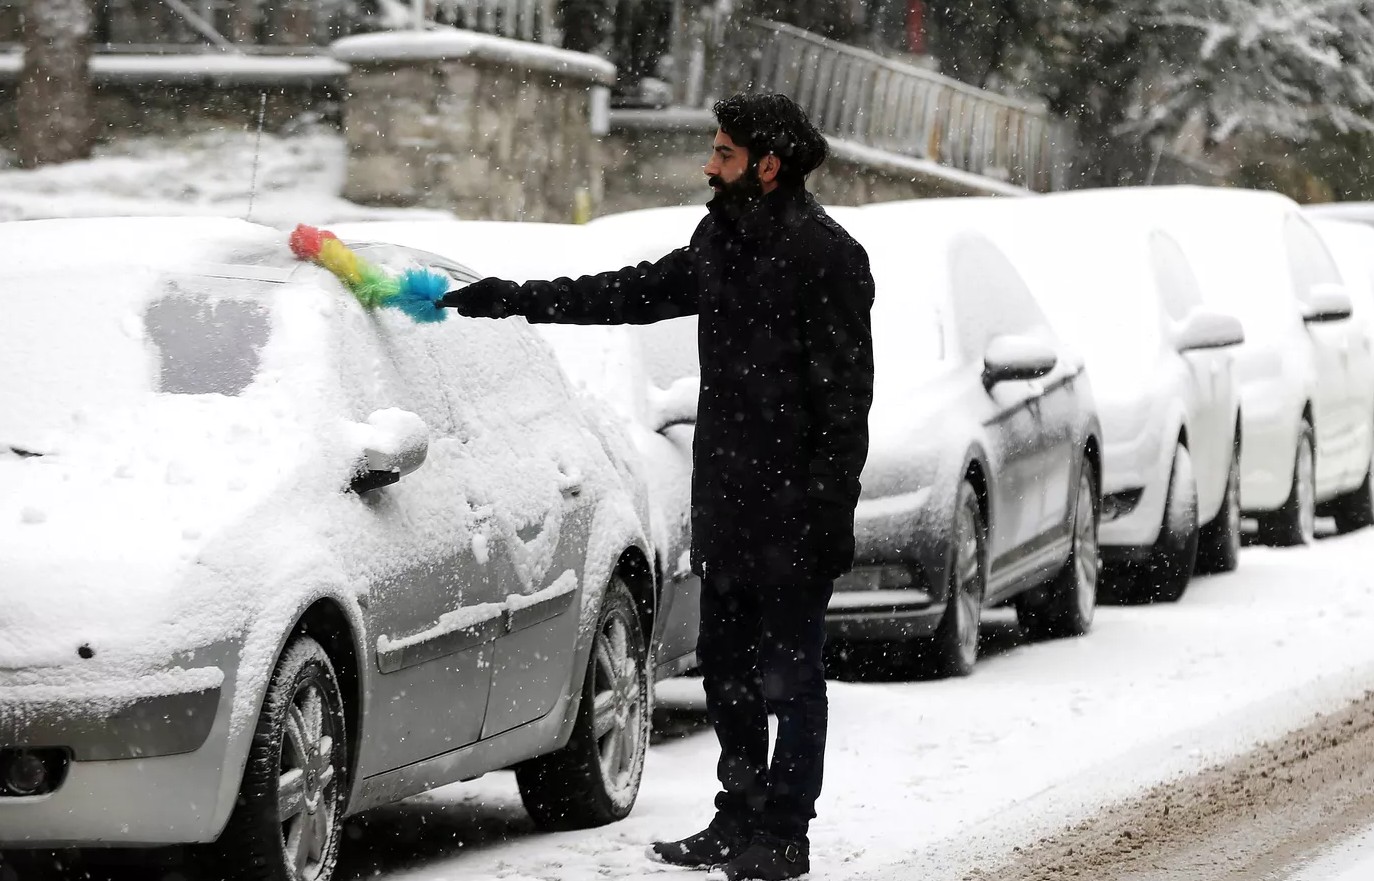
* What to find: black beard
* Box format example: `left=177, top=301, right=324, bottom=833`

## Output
left=708, top=166, right=765, bottom=218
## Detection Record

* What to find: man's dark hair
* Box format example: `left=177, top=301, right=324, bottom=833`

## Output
left=712, top=93, right=829, bottom=188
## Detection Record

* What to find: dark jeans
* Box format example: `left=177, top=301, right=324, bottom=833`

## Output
left=696, top=571, right=834, bottom=844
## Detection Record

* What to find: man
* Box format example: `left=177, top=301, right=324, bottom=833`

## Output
left=440, top=93, right=874, bottom=881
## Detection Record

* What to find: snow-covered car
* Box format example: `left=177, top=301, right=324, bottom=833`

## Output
left=1306, top=201, right=1374, bottom=229
left=1120, top=188, right=1374, bottom=545
left=866, top=195, right=1246, bottom=602
left=1311, top=217, right=1374, bottom=529
left=0, top=217, right=661, bottom=878
left=831, top=208, right=1103, bottom=677
left=329, top=219, right=705, bottom=679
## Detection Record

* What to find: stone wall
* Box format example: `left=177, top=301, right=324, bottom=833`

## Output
left=333, top=31, right=614, bottom=222
left=601, top=108, right=1028, bottom=214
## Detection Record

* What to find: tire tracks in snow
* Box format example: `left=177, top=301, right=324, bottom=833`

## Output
left=964, top=690, right=1374, bottom=881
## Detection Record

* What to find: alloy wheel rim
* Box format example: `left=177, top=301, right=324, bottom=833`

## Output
left=1298, top=440, right=1316, bottom=542
left=954, top=499, right=983, bottom=665
left=1075, top=474, right=1100, bottom=621
left=278, top=678, right=337, bottom=881
left=592, top=609, right=643, bottom=796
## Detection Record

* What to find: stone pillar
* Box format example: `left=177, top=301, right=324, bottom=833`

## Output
left=332, top=30, right=616, bottom=222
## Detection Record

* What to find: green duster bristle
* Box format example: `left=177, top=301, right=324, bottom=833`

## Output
left=355, top=267, right=400, bottom=309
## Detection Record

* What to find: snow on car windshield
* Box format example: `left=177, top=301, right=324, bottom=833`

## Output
left=145, top=279, right=271, bottom=396
left=1002, top=229, right=1160, bottom=380
left=0, top=268, right=299, bottom=454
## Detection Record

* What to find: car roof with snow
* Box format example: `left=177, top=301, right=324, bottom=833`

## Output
left=866, top=195, right=1184, bottom=378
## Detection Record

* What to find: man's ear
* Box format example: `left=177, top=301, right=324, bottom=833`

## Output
left=757, top=153, right=781, bottom=184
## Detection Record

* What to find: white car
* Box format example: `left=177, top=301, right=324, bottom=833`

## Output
left=330, top=219, right=705, bottom=678
left=1311, top=217, right=1374, bottom=529
left=1114, top=187, right=1374, bottom=545
left=0, top=217, right=660, bottom=879
left=865, top=195, right=1246, bottom=602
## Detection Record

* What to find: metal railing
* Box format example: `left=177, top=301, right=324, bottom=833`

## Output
left=429, top=0, right=557, bottom=45
left=705, top=19, right=1071, bottom=192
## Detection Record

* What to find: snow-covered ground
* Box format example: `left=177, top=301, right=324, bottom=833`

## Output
left=327, top=530, right=1374, bottom=881
left=9, top=127, right=1374, bottom=880
left=0, top=127, right=452, bottom=227
left=1287, top=822, right=1374, bottom=881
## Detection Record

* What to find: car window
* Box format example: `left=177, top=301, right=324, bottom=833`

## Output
left=1148, top=230, right=1204, bottom=322
left=948, top=236, right=1053, bottom=358
left=1284, top=213, right=1342, bottom=303
left=315, top=264, right=456, bottom=435
left=349, top=242, right=482, bottom=287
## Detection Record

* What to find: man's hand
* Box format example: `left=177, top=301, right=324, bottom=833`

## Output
left=439, top=277, right=518, bottom=318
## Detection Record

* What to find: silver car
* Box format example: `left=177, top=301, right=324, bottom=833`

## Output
left=0, top=217, right=659, bottom=880
left=833, top=209, right=1104, bottom=678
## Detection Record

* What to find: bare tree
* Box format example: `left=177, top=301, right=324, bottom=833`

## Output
left=18, top=0, right=95, bottom=168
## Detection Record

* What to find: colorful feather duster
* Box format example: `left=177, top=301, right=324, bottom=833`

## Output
left=289, top=223, right=447, bottom=323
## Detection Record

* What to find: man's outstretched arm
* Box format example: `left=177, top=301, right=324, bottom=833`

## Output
left=441, top=244, right=699, bottom=326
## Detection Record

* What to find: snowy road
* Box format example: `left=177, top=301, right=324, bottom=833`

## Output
left=327, top=528, right=1374, bottom=881
left=1287, top=824, right=1374, bottom=881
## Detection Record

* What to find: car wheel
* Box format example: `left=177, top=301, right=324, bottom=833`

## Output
left=1018, top=463, right=1099, bottom=640
left=1257, top=420, right=1316, bottom=547
left=1131, top=444, right=1200, bottom=603
left=211, top=636, right=347, bottom=881
left=1196, top=443, right=1241, bottom=574
left=516, top=575, right=649, bottom=831
left=1330, top=439, right=1374, bottom=535
left=917, top=481, right=986, bottom=679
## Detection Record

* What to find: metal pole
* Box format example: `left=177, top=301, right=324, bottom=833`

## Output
left=413, top=0, right=426, bottom=29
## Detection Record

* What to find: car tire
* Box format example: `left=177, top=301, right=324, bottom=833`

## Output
left=916, top=481, right=986, bottom=679
left=210, top=636, right=347, bottom=881
left=1018, top=463, right=1099, bottom=640
left=1256, top=420, right=1316, bottom=547
left=1330, top=444, right=1374, bottom=535
left=1130, top=444, right=1200, bottom=603
left=1196, top=443, right=1241, bottom=574
left=516, top=575, right=649, bottom=831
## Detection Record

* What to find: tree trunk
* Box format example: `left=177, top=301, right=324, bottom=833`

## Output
left=18, top=0, right=94, bottom=168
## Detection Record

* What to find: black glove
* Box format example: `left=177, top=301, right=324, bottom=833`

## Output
left=439, top=277, right=519, bottom=318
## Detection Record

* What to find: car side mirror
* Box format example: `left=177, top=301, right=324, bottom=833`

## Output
left=647, top=375, right=700, bottom=433
left=1174, top=308, right=1245, bottom=352
left=982, top=335, right=1057, bottom=388
left=348, top=408, right=429, bottom=494
left=1303, top=283, right=1354, bottom=323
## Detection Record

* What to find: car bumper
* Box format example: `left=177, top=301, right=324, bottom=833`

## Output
left=0, top=664, right=239, bottom=847
left=1100, top=436, right=1170, bottom=550
left=825, top=567, right=943, bottom=642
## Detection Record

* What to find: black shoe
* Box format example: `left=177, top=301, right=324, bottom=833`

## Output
left=648, top=822, right=751, bottom=869
left=722, top=835, right=810, bottom=880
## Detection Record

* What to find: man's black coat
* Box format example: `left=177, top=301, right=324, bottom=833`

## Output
left=449, top=187, right=875, bottom=585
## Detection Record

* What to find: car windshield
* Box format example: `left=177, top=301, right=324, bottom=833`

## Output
left=1022, top=255, right=1160, bottom=372
left=1, top=267, right=301, bottom=454
left=869, top=278, right=947, bottom=404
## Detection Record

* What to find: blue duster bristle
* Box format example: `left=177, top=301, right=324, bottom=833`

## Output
left=390, top=269, right=450, bottom=324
